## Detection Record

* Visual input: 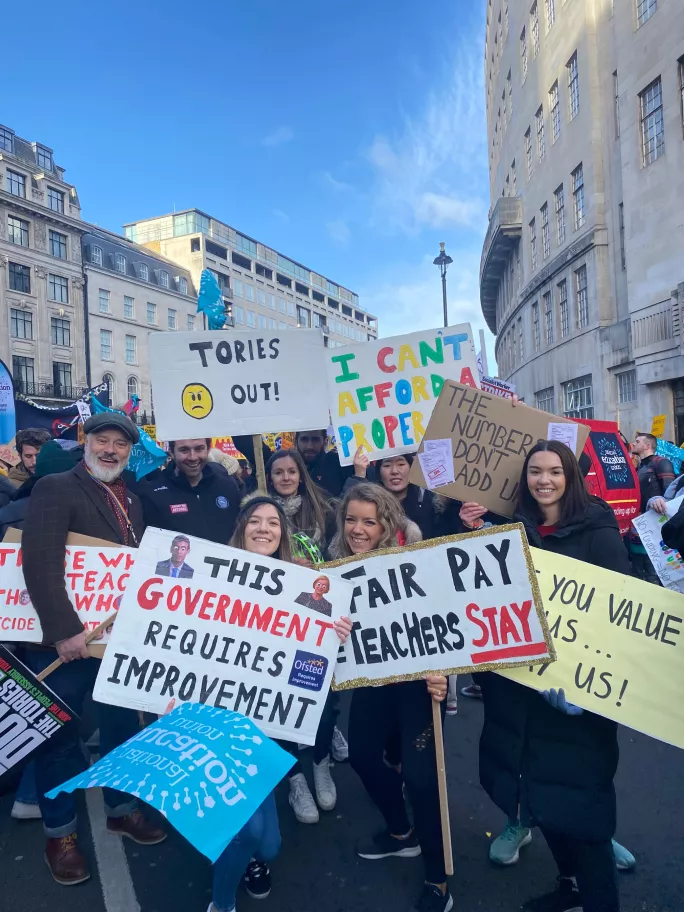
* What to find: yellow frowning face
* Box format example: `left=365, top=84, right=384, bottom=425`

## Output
left=182, top=383, right=213, bottom=420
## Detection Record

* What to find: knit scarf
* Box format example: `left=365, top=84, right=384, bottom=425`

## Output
left=82, top=461, right=133, bottom=545
left=273, top=493, right=324, bottom=545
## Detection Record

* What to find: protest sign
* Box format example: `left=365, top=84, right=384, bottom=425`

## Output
left=500, top=548, right=684, bottom=749
left=651, top=414, right=666, bottom=437
left=632, top=494, right=684, bottom=593
left=94, top=528, right=355, bottom=743
left=0, top=360, right=16, bottom=446
left=143, top=424, right=157, bottom=441
left=0, top=646, right=77, bottom=788
left=46, top=702, right=294, bottom=861
left=410, top=382, right=590, bottom=517
left=149, top=330, right=329, bottom=441
left=480, top=376, right=515, bottom=399
left=325, top=525, right=553, bottom=689
left=326, top=325, right=479, bottom=466
left=582, top=422, right=639, bottom=535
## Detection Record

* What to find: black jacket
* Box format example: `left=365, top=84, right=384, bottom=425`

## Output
left=478, top=500, right=630, bottom=842
left=661, top=498, right=684, bottom=554
left=637, top=454, right=675, bottom=512
left=139, top=462, right=241, bottom=545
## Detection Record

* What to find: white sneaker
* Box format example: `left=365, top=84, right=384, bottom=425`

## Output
left=312, top=755, right=337, bottom=811
left=288, top=773, right=319, bottom=824
left=11, top=800, right=42, bottom=820
left=331, top=726, right=348, bottom=762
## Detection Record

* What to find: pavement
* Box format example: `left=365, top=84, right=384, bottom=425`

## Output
left=1, top=683, right=683, bottom=912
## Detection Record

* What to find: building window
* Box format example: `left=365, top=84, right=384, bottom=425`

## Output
left=48, top=274, right=68, bottom=303
left=613, top=70, right=621, bottom=138
left=51, top=317, right=71, bottom=347
left=168, top=308, right=177, bottom=330
left=536, top=106, right=545, bottom=161
left=36, top=146, right=52, bottom=170
left=679, top=57, right=684, bottom=137
left=269, top=318, right=277, bottom=329
left=52, top=362, right=73, bottom=396
left=617, top=369, right=637, bottom=403
left=550, top=82, right=560, bottom=142
left=531, top=2, right=539, bottom=56
left=567, top=52, right=580, bottom=120
left=246, top=310, right=256, bottom=328
left=11, top=308, right=32, bottom=340
left=544, top=0, right=555, bottom=30
left=8, top=216, right=29, bottom=247
left=9, top=262, right=30, bottom=293
left=187, top=314, right=195, bottom=331
left=233, top=280, right=243, bottom=298
left=47, top=187, right=65, bottom=213
left=640, top=77, right=664, bottom=166
left=544, top=291, right=554, bottom=344
left=159, top=270, right=169, bottom=288
left=536, top=386, right=555, bottom=413
left=287, top=300, right=295, bottom=317
left=0, top=127, right=14, bottom=152
left=525, top=128, right=533, bottom=179
left=575, top=264, right=589, bottom=327
left=257, top=289, right=266, bottom=306
left=507, top=71, right=513, bottom=120
left=532, top=302, right=540, bottom=352
left=147, top=302, right=157, bottom=324
left=127, top=376, right=139, bottom=400
left=115, top=253, right=126, bottom=274
left=554, top=185, right=566, bottom=245
left=563, top=374, right=594, bottom=419
left=558, top=280, right=569, bottom=337
left=49, top=230, right=67, bottom=259
left=541, top=203, right=550, bottom=259
left=529, top=218, right=537, bottom=271
left=520, top=27, right=528, bottom=81
left=124, top=296, right=135, bottom=319
left=518, top=318, right=524, bottom=360
left=245, top=284, right=255, bottom=302
left=125, top=335, right=137, bottom=365
left=100, top=329, right=113, bottom=360
left=102, top=373, right=115, bottom=406
left=6, top=170, right=26, bottom=198
left=572, top=163, right=585, bottom=230
left=91, top=246, right=103, bottom=266
left=636, top=0, right=657, bottom=27
left=267, top=294, right=276, bottom=310
left=297, top=305, right=311, bottom=328
left=258, top=314, right=267, bottom=329
left=619, top=203, right=626, bottom=270
left=277, top=297, right=286, bottom=314
left=99, top=289, right=110, bottom=313
left=234, top=305, right=245, bottom=324
left=13, top=356, right=34, bottom=391
left=139, top=263, right=149, bottom=281
left=511, top=159, right=517, bottom=194
left=179, top=276, right=188, bottom=295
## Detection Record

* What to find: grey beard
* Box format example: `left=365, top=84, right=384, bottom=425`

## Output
left=84, top=448, right=125, bottom=484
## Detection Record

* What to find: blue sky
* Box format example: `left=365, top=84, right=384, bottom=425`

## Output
left=4, top=0, right=493, bottom=363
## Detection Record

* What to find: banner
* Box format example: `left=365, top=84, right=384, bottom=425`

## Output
left=326, top=325, right=479, bottom=466
left=149, top=330, right=329, bottom=441
left=410, top=382, right=590, bottom=517
left=480, top=376, right=515, bottom=399
left=325, top=526, right=553, bottom=689
left=0, top=360, right=16, bottom=446
left=582, top=421, right=639, bottom=535
left=500, top=548, right=684, bottom=749
left=94, top=528, right=355, bottom=743
left=656, top=439, right=684, bottom=474
left=632, top=494, right=684, bottom=593
left=47, top=703, right=293, bottom=862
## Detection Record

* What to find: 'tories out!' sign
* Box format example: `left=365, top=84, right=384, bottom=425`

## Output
left=326, top=325, right=479, bottom=466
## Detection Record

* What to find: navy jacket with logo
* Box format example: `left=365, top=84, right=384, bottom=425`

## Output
left=139, top=461, right=241, bottom=545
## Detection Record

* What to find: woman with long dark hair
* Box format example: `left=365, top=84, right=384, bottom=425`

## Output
left=266, top=449, right=336, bottom=551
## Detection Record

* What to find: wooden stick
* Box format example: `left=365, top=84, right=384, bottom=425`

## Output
left=36, top=616, right=117, bottom=683
left=253, top=433, right=267, bottom=494
left=432, top=698, right=454, bottom=876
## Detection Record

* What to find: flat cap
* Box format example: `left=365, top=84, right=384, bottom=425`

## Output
left=83, top=412, right=140, bottom=444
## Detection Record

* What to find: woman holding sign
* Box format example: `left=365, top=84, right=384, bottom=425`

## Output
left=329, top=483, right=452, bottom=912
left=210, top=496, right=352, bottom=912
left=478, top=440, right=632, bottom=912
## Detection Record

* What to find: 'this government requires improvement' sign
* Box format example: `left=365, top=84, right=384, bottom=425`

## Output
left=149, top=330, right=330, bottom=441
left=326, top=325, right=479, bottom=466
left=326, top=526, right=553, bottom=689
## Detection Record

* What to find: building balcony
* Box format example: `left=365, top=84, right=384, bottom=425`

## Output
left=15, top=381, right=88, bottom=401
left=479, top=196, right=523, bottom=334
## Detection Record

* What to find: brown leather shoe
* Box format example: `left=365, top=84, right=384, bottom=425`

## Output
left=44, top=833, right=90, bottom=885
left=106, top=809, right=167, bottom=845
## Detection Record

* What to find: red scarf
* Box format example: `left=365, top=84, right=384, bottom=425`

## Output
left=83, top=461, right=134, bottom=545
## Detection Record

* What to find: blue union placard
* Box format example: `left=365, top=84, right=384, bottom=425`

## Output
left=47, top=702, right=295, bottom=861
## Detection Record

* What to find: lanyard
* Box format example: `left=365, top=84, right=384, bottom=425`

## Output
left=85, top=468, right=138, bottom=546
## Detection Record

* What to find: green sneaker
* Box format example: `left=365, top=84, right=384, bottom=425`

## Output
left=489, top=822, right=532, bottom=866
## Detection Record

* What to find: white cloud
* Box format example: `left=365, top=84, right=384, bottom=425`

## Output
left=262, top=126, right=294, bottom=147
left=319, top=171, right=356, bottom=193
left=326, top=219, right=351, bottom=245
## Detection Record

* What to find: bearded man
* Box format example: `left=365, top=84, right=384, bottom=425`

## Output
left=21, top=413, right=166, bottom=886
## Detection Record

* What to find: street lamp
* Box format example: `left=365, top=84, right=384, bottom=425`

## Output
left=433, top=241, right=453, bottom=328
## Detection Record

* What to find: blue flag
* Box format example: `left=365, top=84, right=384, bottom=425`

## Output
left=657, top=438, right=684, bottom=475
left=197, top=269, right=227, bottom=330
left=90, top=397, right=166, bottom=480
left=47, top=703, right=295, bottom=862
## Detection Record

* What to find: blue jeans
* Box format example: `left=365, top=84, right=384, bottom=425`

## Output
left=23, top=650, right=140, bottom=837
left=212, top=792, right=281, bottom=912
left=15, top=761, right=38, bottom=805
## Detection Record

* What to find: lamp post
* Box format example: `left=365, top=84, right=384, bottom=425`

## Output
left=433, top=241, right=453, bottom=328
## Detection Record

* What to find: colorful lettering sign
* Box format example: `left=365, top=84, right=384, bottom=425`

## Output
left=632, top=493, right=684, bottom=593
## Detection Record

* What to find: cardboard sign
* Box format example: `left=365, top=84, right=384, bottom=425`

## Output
left=325, top=526, right=553, bottom=689
left=651, top=414, right=666, bottom=438
left=0, top=441, right=20, bottom=467
left=326, top=325, right=479, bottom=466
left=47, top=703, right=294, bottom=862
left=0, top=646, right=77, bottom=786
left=500, top=548, right=684, bottom=749
left=410, top=382, right=590, bottom=517
left=143, top=425, right=157, bottom=441
left=93, top=528, right=355, bottom=743
left=632, top=495, right=684, bottom=594
left=149, top=330, right=329, bottom=440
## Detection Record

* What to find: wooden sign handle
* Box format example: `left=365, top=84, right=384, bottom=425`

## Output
left=253, top=433, right=268, bottom=494
left=432, top=699, right=454, bottom=876
left=36, top=615, right=116, bottom=683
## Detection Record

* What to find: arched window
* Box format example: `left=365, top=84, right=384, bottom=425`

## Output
left=127, top=376, right=139, bottom=400
left=102, top=373, right=115, bottom=408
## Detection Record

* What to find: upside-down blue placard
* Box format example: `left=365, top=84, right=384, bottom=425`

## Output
left=46, top=702, right=295, bottom=861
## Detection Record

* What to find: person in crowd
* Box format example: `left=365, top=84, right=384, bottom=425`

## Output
left=139, top=438, right=241, bottom=544
left=20, top=413, right=165, bottom=886
left=0, top=469, right=16, bottom=508
left=8, top=428, right=52, bottom=486
left=629, top=432, right=674, bottom=583
left=155, top=534, right=194, bottom=578
left=208, top=495, right=351, bottom=912
left=328, top=483, right=451, bottom=912
left=208, top=447, right=244, bottom=494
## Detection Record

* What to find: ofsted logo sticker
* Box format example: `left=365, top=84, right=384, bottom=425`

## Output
left=288, top=651, right=329, bottom=692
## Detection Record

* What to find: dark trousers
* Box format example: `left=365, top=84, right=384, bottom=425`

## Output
left=348, top=680, right=446, bottom=884
left=541, top=828, right=619, bottom=912
left=630, top=550, right=661, bottom=586
left=24, top=650, right=141, bottom=837
left=280, top=690, right=339, bottom=773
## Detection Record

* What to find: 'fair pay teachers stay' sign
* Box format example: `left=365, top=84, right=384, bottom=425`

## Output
left=326, top=325, right=479, bottom=466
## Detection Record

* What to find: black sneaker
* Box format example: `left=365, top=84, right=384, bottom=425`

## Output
left=357, top=828, right=422, bottom=860
left=412, top=883, right=454, bottom=912
left=244, top=860, right=271, bottom=899
left=522, top=877, right=583, bottom=912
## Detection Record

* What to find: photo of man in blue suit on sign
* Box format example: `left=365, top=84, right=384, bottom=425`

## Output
left=155, top=535, right=195, bottom=579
